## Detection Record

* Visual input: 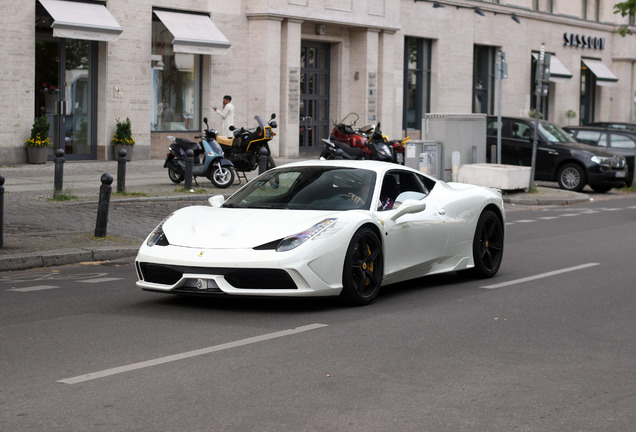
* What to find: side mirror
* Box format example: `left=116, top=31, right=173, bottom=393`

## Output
left=203, top=117, right=208, bottom=124
left=229, top=125, right=235, bottom=131
left=208, top=195, right=225, bottom=208
left=390, top=199, right=427, bottom=221
left=270, top=113, right=277, bottom=120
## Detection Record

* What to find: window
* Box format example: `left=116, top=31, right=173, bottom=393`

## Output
left=575, top=130, right=603, bottom=146
left=403, top=37, right=431, bottom=131
left=473, top=45, right=496, bottom=114
left=151, top=15, right=201, bottom=132
left=610, top=134, right=636, bottom=149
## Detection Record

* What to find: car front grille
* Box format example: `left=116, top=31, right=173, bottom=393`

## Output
left=611, top=156, right=626, bottom=168
left=137, top=262, right=297, bottom=290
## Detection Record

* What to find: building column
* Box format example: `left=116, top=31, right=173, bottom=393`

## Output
left=377, top=30, right=397, bottom=138
left=247, top=16, right=283, bottom=155
left=279, top=19, right=303, bottom=158
left=350, top=28, right=380, bottom=126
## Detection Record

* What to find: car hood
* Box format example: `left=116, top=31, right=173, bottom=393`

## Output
left=551, top=141, right=622, bottom=157
left=160, top=206, right=342, bottom=249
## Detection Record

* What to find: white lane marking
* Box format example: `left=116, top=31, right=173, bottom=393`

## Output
left=515, top=219, right=536, bottom=223
left=538, top=216, right=560, bottom=220
left=79, top=278, right=123, bottom=284
left=9, top=285, right=59, bottom=292
left=481, top=263, right=600, bottom=289
left=58, top=323, right=329, bottom=385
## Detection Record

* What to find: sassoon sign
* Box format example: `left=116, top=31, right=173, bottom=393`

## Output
left=564, top=33, right=606, bottom=50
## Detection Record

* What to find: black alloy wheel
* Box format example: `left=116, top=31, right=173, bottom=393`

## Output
left=340, top=227, right=383, bottom=306
left=460, top=209, right=504, bottom=278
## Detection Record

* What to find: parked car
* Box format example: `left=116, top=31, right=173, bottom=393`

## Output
left=486, top=116, right=628, bottom=192
left=562, top=125, right=635, bottom=187
left=584, top=121, right=636, bottom=132
left=135, top=160, right=505, bottom=306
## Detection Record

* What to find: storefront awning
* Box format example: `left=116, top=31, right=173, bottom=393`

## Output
left=532, top=53, right=572, bottom=83
left=154, top=10, right=231, bottom=55
left=39, top=0, right=123, bottom=42
left=582, top=58, right=619, bottom=86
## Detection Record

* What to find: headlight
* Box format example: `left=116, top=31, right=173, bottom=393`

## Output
left=276, top=218, right=337, bottom=252
left=146, top=215, right=171, bottom=246
left=591, top=155, right=611, bottom=166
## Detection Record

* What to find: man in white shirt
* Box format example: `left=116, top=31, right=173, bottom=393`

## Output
left=213, top=95, right=235, bottom=137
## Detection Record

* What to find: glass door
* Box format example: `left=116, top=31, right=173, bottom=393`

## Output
left=299, top=41, right=330, bottom=151
left=36, top=24, right=97, bottom=159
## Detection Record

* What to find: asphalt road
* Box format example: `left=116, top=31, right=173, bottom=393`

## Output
left=1, top=195, right=635, bottom=432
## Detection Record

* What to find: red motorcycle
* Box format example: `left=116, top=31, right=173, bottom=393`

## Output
left=320, top=113, right=371, bottom=160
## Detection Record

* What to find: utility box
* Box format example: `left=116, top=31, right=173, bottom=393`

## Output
left=422, top=114, right=487, bottom=182
left=404, top=141, right=442, bottom=179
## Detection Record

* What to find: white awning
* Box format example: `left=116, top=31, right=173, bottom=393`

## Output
left=39, top=0, right=123, bottom=42
left=154, top=10, right=231, bottom=55
left=582, top=58, right=619, bottom=86
left=532, top=53, right=572, bottom=83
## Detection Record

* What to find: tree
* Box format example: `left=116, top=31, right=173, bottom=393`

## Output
left=614, top=0, right=636, bottom=36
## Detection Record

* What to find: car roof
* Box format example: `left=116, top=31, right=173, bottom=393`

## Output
left=563, top=125, right=636, bottom=135
left=278, top=159, right=427, bottom=177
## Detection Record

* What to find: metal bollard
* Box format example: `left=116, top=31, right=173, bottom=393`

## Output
left=0, top=173, right=4, bottom=248
left=258, top=147, right=268, bottom=174
left=117, top=148, right=127, bottom=193
left=53, top=149, right=65, bottom=198
left=94, top=173, right=113, bottom=238
left=184, top=149, right=193, bottom=190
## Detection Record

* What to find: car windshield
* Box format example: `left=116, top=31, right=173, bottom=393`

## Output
left=539, top=121, right=578, bottom=143
left=223, top=166, right=377, bottom=211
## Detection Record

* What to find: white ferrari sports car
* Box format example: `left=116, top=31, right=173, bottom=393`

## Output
left=135, top=160, right=505, bottom=305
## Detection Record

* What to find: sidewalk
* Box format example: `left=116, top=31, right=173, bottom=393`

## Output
left=0, top=157, right=593, bottom=271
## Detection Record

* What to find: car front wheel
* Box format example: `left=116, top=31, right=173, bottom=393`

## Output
left=340, top=227, right=383, bottom=306
left=558, top=163, right=586, bottom=192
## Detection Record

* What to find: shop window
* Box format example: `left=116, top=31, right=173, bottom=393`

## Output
left=151, top=17, right=201, bottom=132
left=403, top=37, right=431, bottom=131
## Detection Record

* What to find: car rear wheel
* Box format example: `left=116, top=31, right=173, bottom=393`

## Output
left=340, top=227, right=383, bottom=306
left=558, top=163, right=586, bottom=192
left=459, top=209, right=504, bottom=279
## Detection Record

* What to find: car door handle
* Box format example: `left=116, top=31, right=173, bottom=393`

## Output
left=438, top=209, right=446, bottom=215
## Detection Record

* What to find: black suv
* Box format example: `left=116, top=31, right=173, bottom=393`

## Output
left=562, top=125, right=635, bottom=187
left=486, top=116, right=628, bottom=192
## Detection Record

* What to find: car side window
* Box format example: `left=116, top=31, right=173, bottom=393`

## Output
left=378, top=171, right=431, bottom=211
left=511, top=121, right=532, bottom=140
left=610, top=133, right=636, bottom=149
left=575, top=130, right=602, bottom=146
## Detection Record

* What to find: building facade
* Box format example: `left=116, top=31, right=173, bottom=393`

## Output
left=1, top=0, right=634, bottom=164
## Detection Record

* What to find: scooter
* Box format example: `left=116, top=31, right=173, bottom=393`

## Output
left=216, top=114, right=277, bottom=183
left=164, top=117, right=235, bottom=188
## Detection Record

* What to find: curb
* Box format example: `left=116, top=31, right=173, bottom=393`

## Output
left=0, top=246, right=139, bottom=272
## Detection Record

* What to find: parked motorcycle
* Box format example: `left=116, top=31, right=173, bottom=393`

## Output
left=320, top=112, right=371, bottom=160
left=216, top=114, right=277, bottom=179
left=320, top=117, right=398, bottom=163
left=164, top=117, right=235, bottom=188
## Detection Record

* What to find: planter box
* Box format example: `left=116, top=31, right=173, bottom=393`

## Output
left=26, top=146, right=49, bottom=164
left=457, top=163, right=531, bottom=191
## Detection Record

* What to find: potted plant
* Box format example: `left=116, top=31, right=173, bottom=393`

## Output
left=565, top=109, right=577, bottom=125
left=25, top=115, right=51, bottom=164
left=111, top=117, right=135, bottom=161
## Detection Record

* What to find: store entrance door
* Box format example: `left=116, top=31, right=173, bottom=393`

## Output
left=299, top=41, right=330, bottom=152
left=35, top=35, right=97, bottom=160
left=580, top=63, right=596, bottom=125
